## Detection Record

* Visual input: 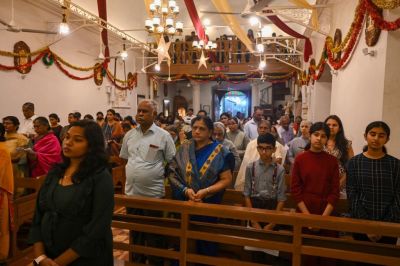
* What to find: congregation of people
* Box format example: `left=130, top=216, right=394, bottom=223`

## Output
left=0, top=100, right=399, bottom=266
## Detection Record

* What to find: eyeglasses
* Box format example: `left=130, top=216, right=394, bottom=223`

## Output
left=257, top=146, right=274, bottom=152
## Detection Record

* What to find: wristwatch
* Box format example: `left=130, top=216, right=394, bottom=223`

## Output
left=33, top=254, right=47, bottom=266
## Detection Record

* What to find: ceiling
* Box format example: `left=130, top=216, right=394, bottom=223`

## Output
left=0, top=0, right=330, bottom=57
left=71, top=0, right=316, bottom=42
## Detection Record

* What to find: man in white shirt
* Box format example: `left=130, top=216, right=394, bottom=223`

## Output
left=120, top=99, right=176, bottom=265
left=243, top=106, right=263, bottom=140
left=235, top=119, right=285, bottom=191
left=18, top=102, right=37, bottom=138
left=183, top=108, right=196, bottom=125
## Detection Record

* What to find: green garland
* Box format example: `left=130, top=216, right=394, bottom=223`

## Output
left=42, top=53, right=54, bottom=66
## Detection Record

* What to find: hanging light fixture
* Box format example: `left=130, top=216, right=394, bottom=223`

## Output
left=120, top=41, right=128, bottom=59
left=258, top=60, right=266, bottom=70
left=144, top=0, right=183, bottom=36
left=59, top=6, right=69, bottom=35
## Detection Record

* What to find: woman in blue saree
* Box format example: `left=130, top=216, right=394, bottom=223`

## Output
left=168, top=116, right=233, bottom=258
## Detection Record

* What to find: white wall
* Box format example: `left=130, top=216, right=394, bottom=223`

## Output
left=0, top=1, right=148, bottom=125
left=310, top=81, right=332, bottom=122
left=382, top=24, right=400, bottom=158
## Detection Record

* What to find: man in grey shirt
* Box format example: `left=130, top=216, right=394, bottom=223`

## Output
left=287, top=120, right=312, bottom=164
left=119, top=99, right=176, bottom=265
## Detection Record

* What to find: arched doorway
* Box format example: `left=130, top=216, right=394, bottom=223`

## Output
left=173, top=95, right=188, bottom=117
left=220, top=91, right=250, bottom=118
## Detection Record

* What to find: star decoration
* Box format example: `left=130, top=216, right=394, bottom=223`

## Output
left=197, top=50, right=209, bottom=69
left=156, top=36, right=171, bottom=65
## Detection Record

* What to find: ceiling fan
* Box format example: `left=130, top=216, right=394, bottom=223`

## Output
left=0, top=0, right=57, bottom=34
left=200, top=0, right=327, bottom=16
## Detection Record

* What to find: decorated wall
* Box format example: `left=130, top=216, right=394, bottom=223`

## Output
left=0, top=1, right=148, bottom=125
left=307, top=0, right=400, bottom=157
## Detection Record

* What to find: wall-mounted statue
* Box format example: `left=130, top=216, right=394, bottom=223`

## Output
left=13, top=41, right=32, bottom=74
left=365, top=9, right=382, bottom=47
left=333, top=29, right=342, bottom=62
left=93, top=63, right=103, bottom=86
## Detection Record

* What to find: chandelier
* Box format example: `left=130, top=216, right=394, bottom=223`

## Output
left=144, top=0, right=183, bottom=36
left=192, top=39, right=217, bottom=50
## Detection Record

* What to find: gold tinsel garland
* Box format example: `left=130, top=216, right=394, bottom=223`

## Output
left=372, top=0, right=400, bottom=9
left=106, top=68, right=127, bottom=84
left=0, top=46, right=128, bottom=84
left=51, top=51, right=99, bottom=71
left=326, top=0, right=364, bottom=53
left=0, top=47, right=49, bottom=57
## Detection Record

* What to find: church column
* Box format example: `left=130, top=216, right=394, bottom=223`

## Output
left=149, top=78, right=154, bottom=100
left=192, top=81, right=201, bottom=114
left=251, top=81, right=260, bottom=112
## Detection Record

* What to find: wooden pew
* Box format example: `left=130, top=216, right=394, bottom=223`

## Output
left=113, top=195, right=400, bottom=266
left=165, top=186, right=349, bottom=214
left=112, top=165, right=126, bottom=194
left=8, top=176, right=45, bottom=262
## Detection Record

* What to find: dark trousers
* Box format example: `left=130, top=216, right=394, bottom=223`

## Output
left=352, top=233, right=397, bottom=266
left=126, top=207, right=165, bottom=266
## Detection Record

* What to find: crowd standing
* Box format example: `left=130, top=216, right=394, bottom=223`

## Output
left=0, top=101, right=398, bottom=266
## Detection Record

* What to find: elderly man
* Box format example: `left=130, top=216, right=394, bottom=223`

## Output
left=235, top=119, right=285, bottom=191
left=19, top=102, right=37, bottom=138
left=120, top=99, right=176, bottom=265
left=277, top=115, right=295, bottom=145
left=244, top=106, right=263, bottom=140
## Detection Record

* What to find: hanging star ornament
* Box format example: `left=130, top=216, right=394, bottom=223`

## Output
left=198, top=50, right=209, bottom=69
left=156, top=36, right=171, bottom=65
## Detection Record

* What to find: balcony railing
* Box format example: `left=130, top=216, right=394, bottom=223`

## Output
left=151, top=37, right=302, bottom=74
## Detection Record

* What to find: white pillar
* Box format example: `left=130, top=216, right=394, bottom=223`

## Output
left=251, top=82, right=260, bottom=111
left=192, top=81, right=201, bottom=114
left=149, top=78, right=154, bottom=100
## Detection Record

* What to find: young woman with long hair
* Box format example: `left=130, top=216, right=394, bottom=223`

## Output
left=291, top=122, right=340, bottom=266
left=347, top=121, right=400, bottom=246
left=324, top=115, right=354, bottom=189
left=29, top=120, right=114, bottom=266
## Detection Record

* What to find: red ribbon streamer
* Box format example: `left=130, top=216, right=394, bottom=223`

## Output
left=265, top=11, right=313, bottom=62
left=97, top=0, right=110, bottom=66
left=364, top=0, right=400, bottom=31
left=184, top=0, right=208, bottom=42
left=53, top=56, right=94, bottom=80
left=0, top=51, right=46, bottom=71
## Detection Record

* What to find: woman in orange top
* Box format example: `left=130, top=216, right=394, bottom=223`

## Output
left=0, top=123, right=14, bottom=262
left=102, top=109, right=123, bottom=161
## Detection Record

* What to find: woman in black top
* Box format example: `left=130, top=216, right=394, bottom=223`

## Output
left=48, top=113, right=63, bottom=143
left=347, top=121, right=400, bottom=245
left=29, top=120, right=114, bottom=266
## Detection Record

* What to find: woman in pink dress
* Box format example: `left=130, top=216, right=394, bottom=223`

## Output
left=28, top=117, right=62, bottom=178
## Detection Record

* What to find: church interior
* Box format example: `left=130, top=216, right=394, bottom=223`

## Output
left=1, top=0, right=400, bottom=265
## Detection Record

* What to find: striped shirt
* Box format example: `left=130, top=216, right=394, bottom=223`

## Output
left=347, top=153, right=400, bottom=222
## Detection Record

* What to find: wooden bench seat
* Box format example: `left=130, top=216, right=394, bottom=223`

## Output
left=112, top=194, right=400, bottom=266
left=8, top=176, right=45, bottom=263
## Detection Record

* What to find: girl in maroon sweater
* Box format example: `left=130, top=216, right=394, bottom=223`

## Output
left=291, top=122, right=340, bottom=265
